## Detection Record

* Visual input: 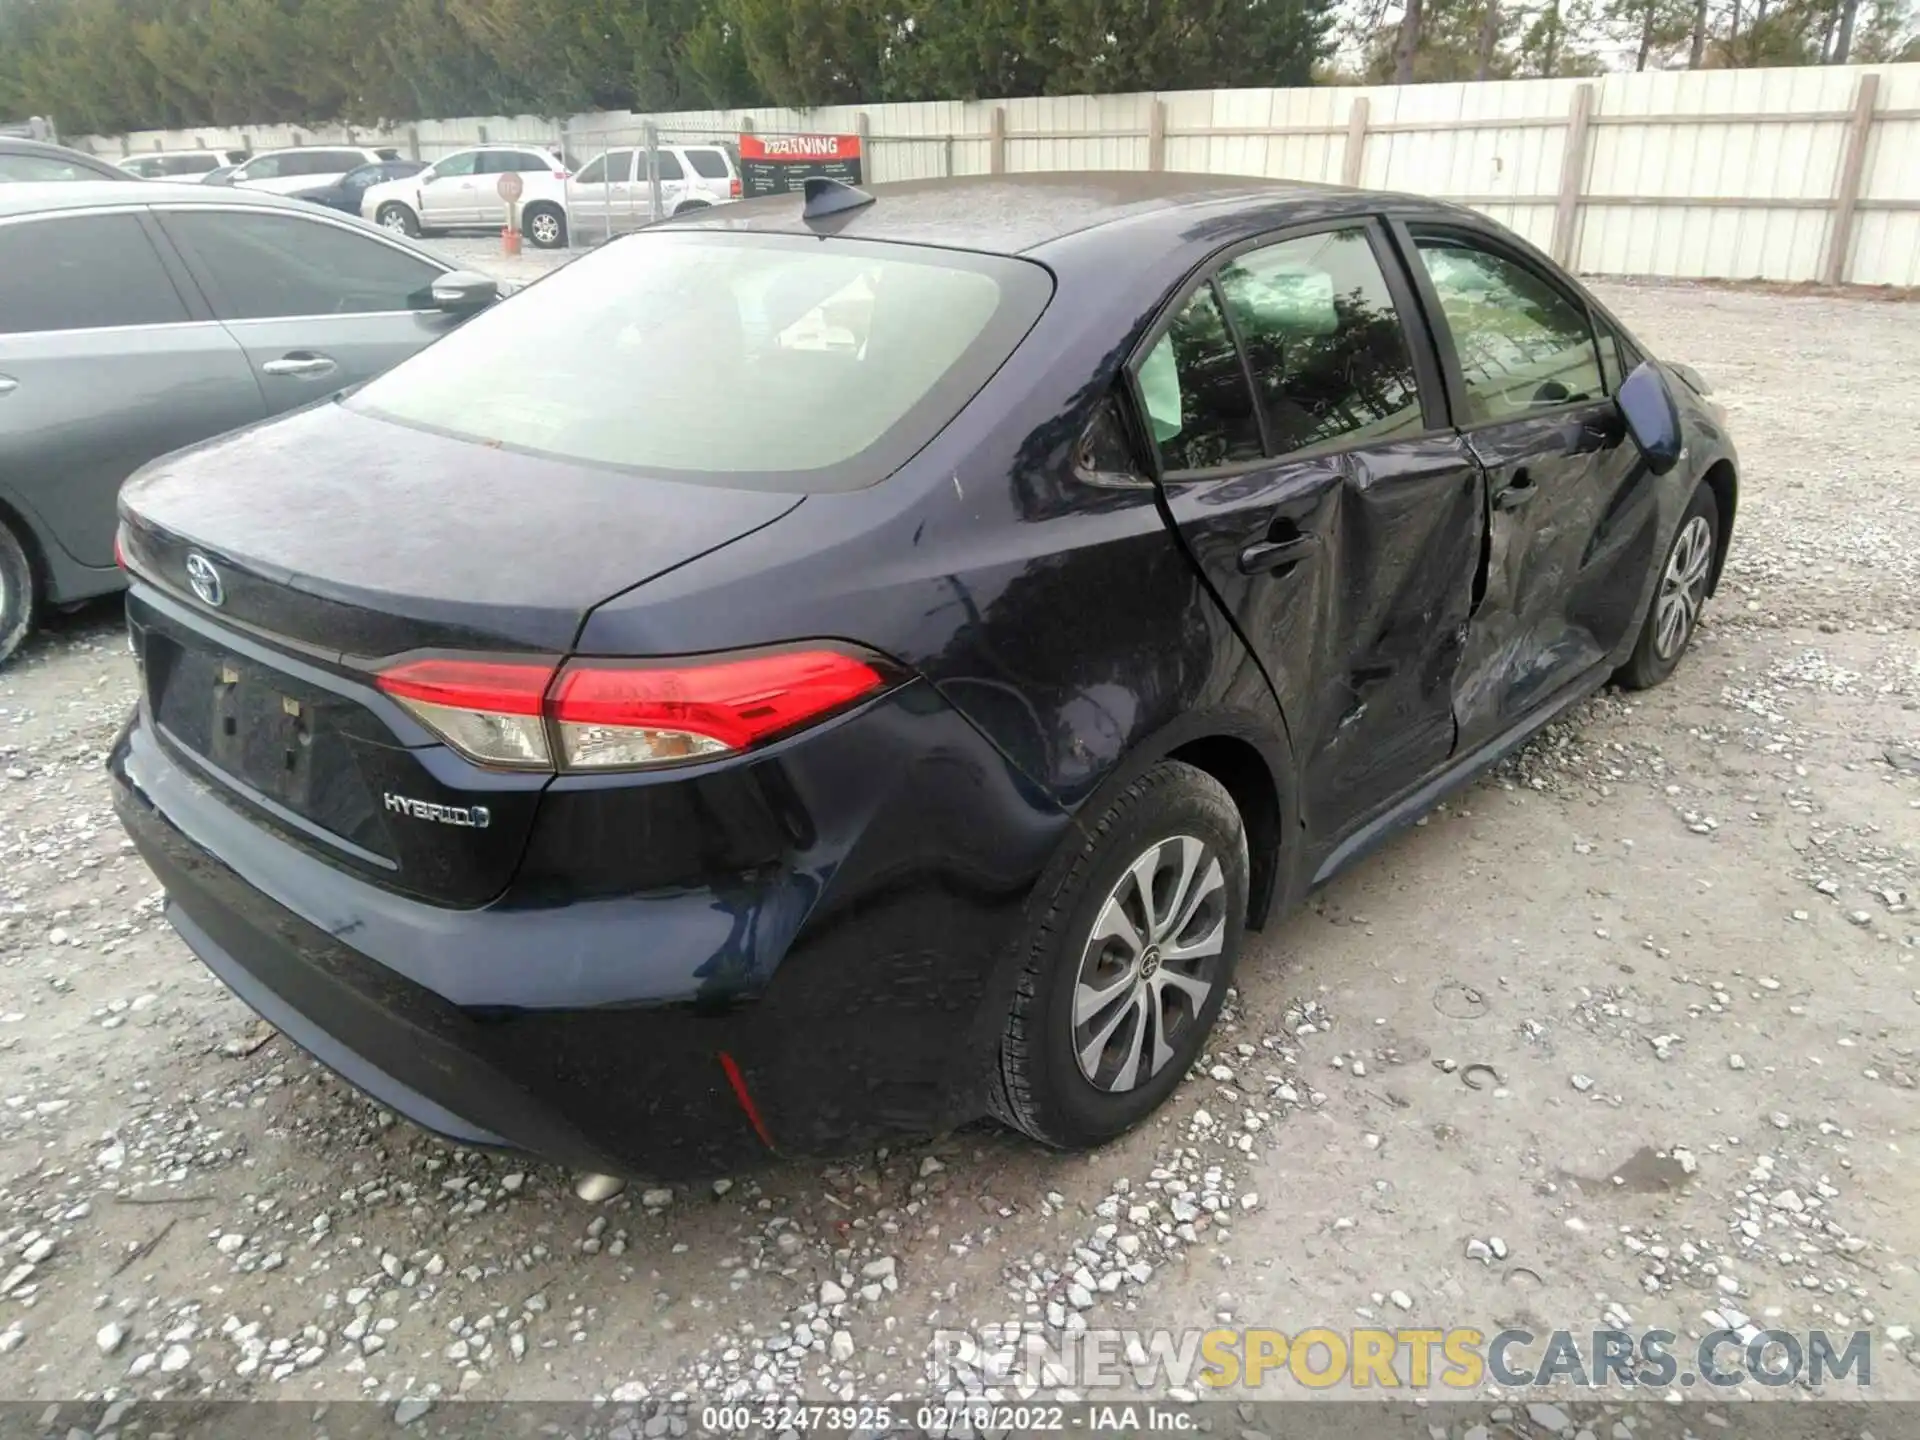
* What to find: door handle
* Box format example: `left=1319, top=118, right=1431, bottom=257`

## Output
left=0, top=375, right=16, bottom=397
left=1494, top=468, right=1537, bottom=512
left=262, top=354, right=337, bottom=378
left=1237, top=533, right=1318, bottom=576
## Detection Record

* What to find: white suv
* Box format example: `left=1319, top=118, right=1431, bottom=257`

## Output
left=229, top=145, right=398, bottom=195
left=117, top=148, right=249, bottom=179
left=362, top=145, right=571, bottom=247
left=566, top=144, right=740, bottom=239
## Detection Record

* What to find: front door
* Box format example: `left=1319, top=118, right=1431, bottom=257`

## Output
left=646, top=149, right=690, bottom=219
left=1401, top=227, right=1645, bottom=751
left=1143, top=222, right=1482, bottom=846
left=0, top=211, right=264, bottom=571
left=476, top=151, right=545, bottom=228
left=155, top=208, right=460, bottom=413
left=417, top=151, right=481, bottom=227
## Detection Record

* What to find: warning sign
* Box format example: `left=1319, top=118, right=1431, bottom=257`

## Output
left=739, top=133, right=864, bottom=198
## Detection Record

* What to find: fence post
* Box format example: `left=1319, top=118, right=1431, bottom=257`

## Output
left=855, top=111, right=871, bottom=183
left=1342, top=96, right=1370, bottom=188
left=478, top=123, right=489, bottom=144
left=1551, top=82, right=1595, bottom=270
left=1825, top=71, right=1880, bottom=287
left=1147, top=98, right=1166, bottom=172
left=989, top=106, right=1007, bottom=175
left=405, top=125, right=420, bottom=161
left=644, top=121, right=662, bottom=223
left=943, top=134, right=954, bottom=178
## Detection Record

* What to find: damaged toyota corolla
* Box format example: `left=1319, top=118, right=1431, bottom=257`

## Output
left=110, top=173, right=1737, bottom=1180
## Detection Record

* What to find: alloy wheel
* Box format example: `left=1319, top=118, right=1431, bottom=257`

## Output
left=1072, top=834, right=1226, bottom=1093
left=1655, top=514, right=1713, bottom=660
left=530, top=212, right=561, bottom=245
left=379, top=208, right=409, bottom=234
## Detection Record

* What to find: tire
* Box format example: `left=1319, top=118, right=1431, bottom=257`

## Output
left=524, top=204, right=566, bottom=249
left=674, top=200, right=711, bottom=215
left=1616, top=482, right=1719, bottom=691
left=990, top=760, right=1248, bottom=1150
left=375, top=203, right=420, bottom=238
left=0, top=520, right=37, bottom=667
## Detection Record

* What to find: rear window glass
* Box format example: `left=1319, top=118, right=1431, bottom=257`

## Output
left=349, top=232, right=1052, bottom=493
left=686, top=148, right=731, bottom=179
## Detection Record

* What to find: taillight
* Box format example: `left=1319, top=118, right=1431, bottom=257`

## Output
left=729, top=177, right=741, bottom=198
left=552, top=169, right=569, bottom=179
left=375, top=658, right=553, bottom=770
left=376, top=648, right=891, bottom=773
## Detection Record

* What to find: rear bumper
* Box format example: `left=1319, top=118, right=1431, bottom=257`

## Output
left=110, top=683, right=1070, bottom=1179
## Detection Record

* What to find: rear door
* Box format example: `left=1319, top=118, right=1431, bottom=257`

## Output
left=417, top=150, right=481, bottom=226
left=651, top=149, right=690, bottom=217
left=681, top=146, right=736, bottom=205
left=1139, top=220, right=1482, bottom=844
left=154, top=206, right=460, bottom=411
left=476, top=149, right=550, bottom=226
left=0, top=209, right=264, bottom=570
left=1398, top=224, right=1642, bottom=750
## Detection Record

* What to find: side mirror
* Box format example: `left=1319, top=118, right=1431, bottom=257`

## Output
left=431, top=270, right=499, bottom=315
left=1617, top=361, right=1683, bottom=475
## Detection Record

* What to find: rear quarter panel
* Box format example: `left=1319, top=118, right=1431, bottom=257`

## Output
left=573, top=229, right=1293, bottom=818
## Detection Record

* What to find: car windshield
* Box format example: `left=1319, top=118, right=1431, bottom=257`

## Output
left=349, top=231, right=1052, bottom=492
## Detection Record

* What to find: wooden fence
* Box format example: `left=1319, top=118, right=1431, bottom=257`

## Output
left=80, top=62, right=1920, bottom=287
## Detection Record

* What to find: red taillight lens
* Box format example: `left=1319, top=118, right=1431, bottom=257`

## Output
left=551, top=651, right=885, bottom=769
left=377, top=657, right=557, bottom=770
left=376, top=649, right=889, bottom=773
left=114, top=531, right=126, bottom=569
left=552, top=169, right=569, bottom=179
left=729, top=177, right=741, bottom=198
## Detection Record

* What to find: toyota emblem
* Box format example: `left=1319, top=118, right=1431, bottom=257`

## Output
left=184, top=552, right=225, bottom=608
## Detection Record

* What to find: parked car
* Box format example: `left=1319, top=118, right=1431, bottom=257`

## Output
left=108, top=173, right=1738, bottom=1181
left=567, top=142, right=740, bottom=238
left=362, top=144, right=570, bottom=247
left=201, top=165, right=241, bottom=185
left=292, top=158, right=426, bottom=215
left=0, top=137, right=138, bottom=183
left=0, top=182, right=503, bottom=661
left=118, top=148, right=249, bottom=180
left=229, top=145, right=398, bottom=196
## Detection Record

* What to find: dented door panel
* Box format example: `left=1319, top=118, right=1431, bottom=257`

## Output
left=1453, top=402, right=1639, bottom=749
left=1158, top=435, right=1482, bottom=847
left=1302, top=435, right=1482, bottom=837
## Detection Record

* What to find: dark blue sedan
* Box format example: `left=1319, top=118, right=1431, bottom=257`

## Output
left=109, top=173, right=1737, bottom=1181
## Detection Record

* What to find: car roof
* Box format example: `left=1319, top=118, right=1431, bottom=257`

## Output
left=0, top=180, right=331, bottom=220
left=248, top=144, right=381, bottom=156
left=673, top=170, right=1467, bottom=257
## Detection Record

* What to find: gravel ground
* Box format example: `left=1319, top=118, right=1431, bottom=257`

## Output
left=0, top=271, right=1915, bottom=1424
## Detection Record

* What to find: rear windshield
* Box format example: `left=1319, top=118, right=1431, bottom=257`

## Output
left=350, top=231, right=1052, bottom=492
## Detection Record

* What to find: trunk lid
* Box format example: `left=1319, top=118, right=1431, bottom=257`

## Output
left=120, top=401, right=802, bottom=655
left=119, top=402, right=801, bottom=908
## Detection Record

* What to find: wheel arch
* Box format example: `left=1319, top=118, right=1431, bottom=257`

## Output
left=1700, top=456, right=1737, bottom=597
left=0, top=491, right=48, bottom=606
left=1166, top=732, right=1285, bottom=931
left=1053, top=706, right=1296, bottom=934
